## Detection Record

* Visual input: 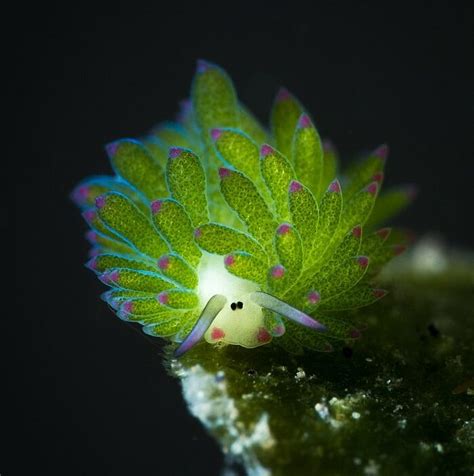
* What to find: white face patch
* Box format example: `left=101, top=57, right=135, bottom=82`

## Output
left=204, top=293, right=272, bottom=348
left=197, top=253, right=259, bottom=305
left=196, top=253, right=271, bottom=348
left=175, top=253, right=323, bottom=355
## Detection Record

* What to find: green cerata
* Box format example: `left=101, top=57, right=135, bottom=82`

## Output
left=72, top=60, right=415, bottom=357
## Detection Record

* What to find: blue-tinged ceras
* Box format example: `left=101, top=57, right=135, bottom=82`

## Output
left=72, top=60, right=415, bottom=356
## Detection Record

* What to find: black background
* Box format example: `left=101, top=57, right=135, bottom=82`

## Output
left=12, top=2, right=472, bottom=475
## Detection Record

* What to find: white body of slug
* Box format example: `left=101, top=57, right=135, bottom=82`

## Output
left=203, top=294, right=272, bottom=348
left=174, top=253, right=325, bottom=357
left=197, top=254, right=273, bottom=348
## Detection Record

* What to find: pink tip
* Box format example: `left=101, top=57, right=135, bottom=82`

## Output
left=373, top=144, right=389, bottom=161
left=277, top=223, right=291, bottom=235
left=373, top=171, right=384, bottom=183
left=194, top=228, right=202, bottom=238
left=393, top=245, right=407, bottom=256
left=328, top=180, right=341, bottom=193
left=158, top=255, right=170, bottom=270
left=95, top=195, right=106, bottom=209
left=261, top=144, right=274, bottom=157
left=376, top=227, right=391, bottom=240
left=72, top=185, right=90, bottom=204
left=372, top=288, right=387, bottom=298
left=122, top=301, right=134, bottom=313
left=366, top=182, right=378, bottom=195
left=352, top=226, right=362, bottom=238
left=86, top=257, right=97, bottom=271
left=169, top=147, right=182, bottom=158
left=101, top=270, right=119, bottom=284
left=276, top=87, right=291, bottom=102
left=86, top=231, right=98, bottom=243
left=82, top=209, right=96, bottom=223
left=105, top=141, right=119, bottom=157
left=151, top=200, right=163, bottom=214
left=257, top=327, right=272, bottom=343
left=224, top=254, right=235, bottom=267
left=357, top=256, right=369, bottom=268
left=219, top=167, right=231, bottom=178
left=158, top=292, right=169, bottom=305
left=211, top=327, right=225, bottom=340
left=289, top=180, right=303, bottom=193
left=298, top=114, right=312, bottom=128
left=307, top=291, right=321, bottom=305
left=350, top=328, right=361, bottom=339
left=210, top=128, right=222, bottom=141
left=271, top=265, right=285, bottom=279
left=196, top=59, right=210, bottom=73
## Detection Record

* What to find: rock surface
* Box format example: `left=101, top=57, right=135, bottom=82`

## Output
left=166, top=239, right=474, bottom=475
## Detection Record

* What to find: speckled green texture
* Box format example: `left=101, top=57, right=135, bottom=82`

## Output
left=97, top=192, right=169, bottom=258
left=151, top=198, right=201, bottom=267
left=157, top=254, right=198, bottom=290
left=274, top=224, right=303, bottom=282
left=166, top=149, right=209, bottom=227
left=213, top=128, right=261, bottom=181
left=108, top=139, right=167, bottom=200
left=292, top=117, right=324, bottom=196
left=287, top=182, right=319, bottom=264
left=73, top=60, right=418, bottom=354
left=167, top=245, right=474, bottom=476
left=260, top=146, right=295, bottom=220
left=195, top=223, right=267, bottom=262
left=219, top=168, right=277, bottom=251
left=102, top=268, right=174, bottom=293
left=89, top=253, right=156, bottom=273
left=225, top=251, right=267, bottom=285
left=271, top=90, right=304, bottom=158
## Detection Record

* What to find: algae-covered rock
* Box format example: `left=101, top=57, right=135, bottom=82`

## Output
left=166, top=239, right=474, bottom=475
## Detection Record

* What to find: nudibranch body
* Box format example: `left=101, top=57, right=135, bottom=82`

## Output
left=73, top=60, right=414, bottom=356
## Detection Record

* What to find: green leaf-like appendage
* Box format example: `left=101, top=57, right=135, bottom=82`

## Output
left=271, top=88, right=303, bottom=158
left=292, top=114, right=324, bottom=197
left=107, top=139, right=167, bottom=200
left=195, top=223, right=267, bottom=262
left=219, top=167, right=277, bottom=250
left=96, top=192, right=169, bottom=259
left=260, top=144, right=295, bottom=220
left=151, top=198, right=201, bottom=267
left=74, top=60, right=414, bottom=353
left=166, top=148, right=209, bottom=227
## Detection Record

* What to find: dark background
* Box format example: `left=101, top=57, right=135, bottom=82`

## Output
left=12, top=2, right=472, bottom=475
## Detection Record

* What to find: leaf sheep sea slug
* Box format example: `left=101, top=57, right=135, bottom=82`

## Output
left=72, top=60, right=415, bottom=357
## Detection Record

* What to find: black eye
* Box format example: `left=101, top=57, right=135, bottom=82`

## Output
left=230, top=302, right=237, bottom=310
left=237, top=301, right=243, bottom=309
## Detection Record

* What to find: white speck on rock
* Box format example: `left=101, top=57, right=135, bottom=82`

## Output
left=315, top=402, right=330, bottom=420
left=295, top=368, right=306, bottom=380
left=434, top=443, right=444, bottom=453
left=363, top=459, right=380, bottom=475
left=352, top=411, right=361, bottom=420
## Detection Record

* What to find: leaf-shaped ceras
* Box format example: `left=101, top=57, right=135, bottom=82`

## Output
left=73, top=60, right=414, bottom=356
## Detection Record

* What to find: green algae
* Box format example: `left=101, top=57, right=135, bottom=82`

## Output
left=165, top=239, right=474, bottom=475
